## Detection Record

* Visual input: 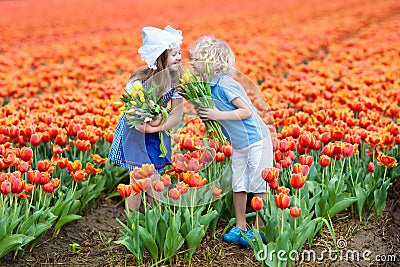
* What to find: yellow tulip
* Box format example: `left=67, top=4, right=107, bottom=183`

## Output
left=140, top=96, right=145, bottom=102
left=137, top=91, right=144, bottom=98
left=132, top=83, right=143, bottom=91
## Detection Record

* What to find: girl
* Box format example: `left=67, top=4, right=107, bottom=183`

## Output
left=190, top=36, right=274, bottom=247
left=109, top=25, right=184, bottom=211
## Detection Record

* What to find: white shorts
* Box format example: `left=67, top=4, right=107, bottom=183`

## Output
left=231, top=137, right=273, bottom=193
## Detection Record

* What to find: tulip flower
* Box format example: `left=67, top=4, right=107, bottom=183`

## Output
left=269, top=178, right=279, bottom=190
left=0, top=181, right=11, bottom=195
left=277, top=186, right=290, bottom=195
left=290, top=173, right=307, bottom=189
left=274, top=193, right=291, bottom=210
left=367, top=162, right=375, bottom=172
left=130, top=177, right=151, bottom=195
left=222, top=143, right=233, bottom=157
left=251, top=197, right=264, bottom=211
left=261, top=167, right=280, bottom=183
left=117, top=184, right=133, bottom=198
left=20, top=147, right=33, bottom=162
left=176, top=181, right=189, bottom=194
left=161, top=174, right=172, bottom=187
left=71, top=170, right=87, bottom=182
left=212, top=186, right=222, bottom=198
left=319, top=155, right=331, bottom=167
left=169, top=188, right=181, bottom=200
left=152, top=180, right=165, bottom=192
left=215, top=152, right=225, bottom=162
left=290, top=206, right=302, bottom=218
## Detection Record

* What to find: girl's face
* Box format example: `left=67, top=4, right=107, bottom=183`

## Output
left=166, top=47, right=181, bottom=71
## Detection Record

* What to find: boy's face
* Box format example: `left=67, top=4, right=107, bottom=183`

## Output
left=166, top=47, right=181, bottom=71
left=190, top=55, right=206, bottom=75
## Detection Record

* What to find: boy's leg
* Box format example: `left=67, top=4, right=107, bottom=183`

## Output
left=254, top=192, right=267, bottom=227
left=233, top=191, right=247, bottom=230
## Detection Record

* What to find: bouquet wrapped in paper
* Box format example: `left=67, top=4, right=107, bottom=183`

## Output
left=120, top=81, right=169, bottom=157
left=178, top=67, right=226, bottom=145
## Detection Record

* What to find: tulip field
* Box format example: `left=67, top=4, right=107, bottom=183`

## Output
left=1, top=0, right=400, bottom=266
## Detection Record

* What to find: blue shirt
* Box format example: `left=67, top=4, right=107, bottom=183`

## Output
left=210, top=75, right=270, bottom=149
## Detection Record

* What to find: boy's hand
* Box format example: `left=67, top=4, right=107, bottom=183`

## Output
left=197, top=107, right=220, bottom=121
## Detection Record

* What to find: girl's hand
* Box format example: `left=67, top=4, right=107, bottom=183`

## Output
left=135, top=123, right=162, bottom=134
left=197, top=107, right=220, bottom=121
left=148, top=113, right=163, bottom=127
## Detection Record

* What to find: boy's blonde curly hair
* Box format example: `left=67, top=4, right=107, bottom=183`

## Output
left=190, top=36, right=236, bottom=77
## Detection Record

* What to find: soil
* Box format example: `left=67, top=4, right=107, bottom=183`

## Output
left=1, top=180, right=399, bottom=267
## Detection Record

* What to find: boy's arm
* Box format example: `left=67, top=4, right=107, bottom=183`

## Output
left=197, top=97, right=252, bottom=121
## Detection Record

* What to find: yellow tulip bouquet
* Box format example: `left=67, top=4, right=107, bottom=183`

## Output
left=178, top=67, right=226, bottom=145
left=120, top=82, right=169, bottom=157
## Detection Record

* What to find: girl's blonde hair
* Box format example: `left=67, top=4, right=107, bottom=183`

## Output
left=190, top=36, right=236, bottom=77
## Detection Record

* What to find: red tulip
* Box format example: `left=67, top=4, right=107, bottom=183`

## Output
left=0, top=181, right=11, bottom=195
left=274, top=193, right=291, bottom=209
left=367, top=162, right=374, bottom=172
left=212, top=186, right=222, bottom=198
left=169, top=188, right=181, bottom=200
left=251, top=197, right=264, bottom=211
left=269, top=178, right=279, bottom=190
left=161, top=174, right=172, bottom=187
left=290, top=173, right=307, bottom=189
left=20, top=147, right=33, bottom=162
left=290, top=206, right=302, bottom=218
left=319, top=155, right=331, bottom=168
left=11, top=178, right=25, bottom=193
left=76, top=140, right=91, bottom=152
left=277, top=186, right=290, bottom=195
left=261, top=167, right=280, bottom=182
left=215, top=152, right=225, bottom=162
left=176, top=181, right=189, bottom=194
left=152, top=180, right=165, bottom=192
left=37, top=160, right=53, bottom=172
left=299, top=154, right=313, bottom=166
left=17, top=161, right=30, bottom=173
left=222, top=143, right=233, bottom=157
left=131, top=177, right=151, bottom=194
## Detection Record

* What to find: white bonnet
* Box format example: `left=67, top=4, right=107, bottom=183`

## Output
left=138, top=25, right=183, bottom=70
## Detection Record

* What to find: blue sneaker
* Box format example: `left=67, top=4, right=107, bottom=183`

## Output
left=223, top=227, right=245, bottom=243
left=239, top=229, right=266, bottom=247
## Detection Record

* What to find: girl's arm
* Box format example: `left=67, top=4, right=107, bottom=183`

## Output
left=135, top=98, right=184, bottom=133
left=197, top=97, right=252, bottom=121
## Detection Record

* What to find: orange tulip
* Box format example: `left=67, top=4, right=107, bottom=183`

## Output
left=117, top=184, right=132, bottom=198
left=274, top=193, right=291, bottom=210
left=130, top=177, right=151, bottom=194
left=176, top=181, right=189, bottom=194
left=161, top=174, right=172, bottom=187
left=277, top=186, right=290, bottom=195
left=71, top=170, right=87, bottom=182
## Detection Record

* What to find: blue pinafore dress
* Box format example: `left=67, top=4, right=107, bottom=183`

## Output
left=108, top=81, right=180, bottom=172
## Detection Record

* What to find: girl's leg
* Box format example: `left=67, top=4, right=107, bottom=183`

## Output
left=126, top=194, right=141, bottom=212
left=233, top=191, right=248, bottom=230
